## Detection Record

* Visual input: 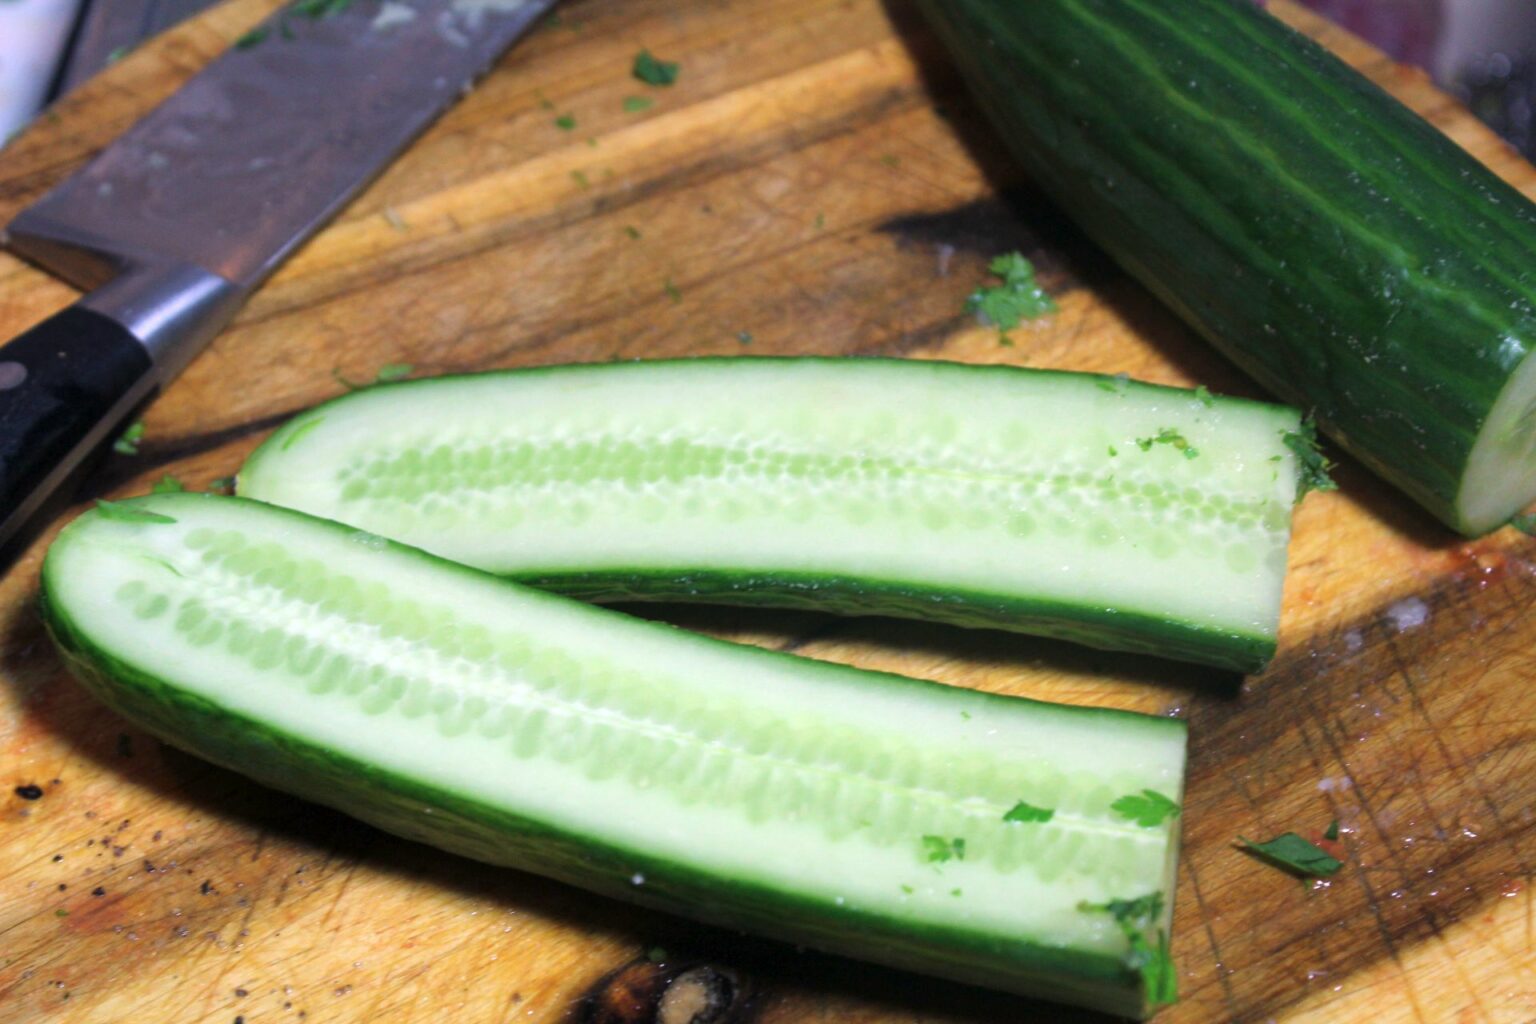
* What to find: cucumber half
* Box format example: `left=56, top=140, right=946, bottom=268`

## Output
left=44, top=494, right=1187, bottom=1018
left=240, top=358, right=1304, bottom=672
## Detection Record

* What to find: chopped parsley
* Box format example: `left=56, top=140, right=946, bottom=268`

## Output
left=632, top=49, right=680, bottom=87
left=1108, top=445, right=1118, bottom=457
left=208, top=476, right=237, bottom=495
left=334, top=363, right=412, bottom=390
left=814, top=212, right=825, bottom=230
left=1510, top=513, right=1536, bottom=536
left=554, top=113, right=577, bottom=131
left=1194, top=384, right=1214, bottom=407
left=664, top=278, right=682, bottom=304
left=1078, top=892, right=1177, bottom=1009
left=112, top=421, right=145, bottom=456
left=235, top=27, right=269, bottom=49
left=1239, top=832, right=1342, bottom=879
left=965, top=252, right=1057, bottom=335
left=1135, top=428, right=1198, bottom=459
left=94, top=500, right=176, bottom=525
left=880, top=154, right=900, bottom=168
left=1003, top=800, right=1055, bottom=824
left=950, top=888, right=962, bottom=897
left=900, top=884, right=914, bottom=894
left=622, top=96, right=654, bottom=113
left=1096, top=372, right=1130, bottom=394
left=920, top=835, right=965, bottom=864
left=1324, top=819, right=1340, bottom=842
left=623, top=225, right=642, bottom=240
left=1281, top=418, right=1337, bottom=500
left=151, top=474, right=185, bottom=494
left=1110, top=789, right=1180, bottom=828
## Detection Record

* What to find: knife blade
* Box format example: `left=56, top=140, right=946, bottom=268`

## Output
left=0, top=0, right=556, bottom=557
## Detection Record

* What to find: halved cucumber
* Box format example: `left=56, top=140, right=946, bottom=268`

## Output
left=239, top=357, right=1304, bottom=672
left=44, top=493, right=1187, bottom=1018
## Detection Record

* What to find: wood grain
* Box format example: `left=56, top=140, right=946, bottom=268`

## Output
left=3, top=2, right=1536, bottom=1021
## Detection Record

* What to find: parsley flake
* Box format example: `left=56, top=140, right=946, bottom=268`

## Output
left=632, top=49, right=680, bottom=87
left=1078, top=892, right=1177, bottom=1008
left=1003, top=800, right=1055, bottom=824
left=623, top=225, right=642, bottom=240
left=1095, top=372, right=1130, bottom=394
left=113, top=421, right=145, bottom=456
left=235, top=27, right=269, bottom=49
left=1239, top=832, right=1342, bottom=879
left=151, top=474, right=185, bottom=494
left=1281, top=418, right=1337, bottom=500
left=965, top=252, right=1057, bottom=333
left=1194, top=384, right=1214, bottom=407
left=208, top=476, right=237, bottom=495
left=622, top=95, right=654, bottom=113
left=94, top=500, right=177, bottom=525
left=1324, top=819, right=1340, bottom=842
left=920, top=835, right=965, bottom=864
left=664, top=278, right=682, bottom=304
left=1135, top=428, right=1198, bottom=459
left=334, top=363, right=412, bottom=391
left=1110, top=789, right=1180, bottom=828
left=554, top=113, right=577, bottom=131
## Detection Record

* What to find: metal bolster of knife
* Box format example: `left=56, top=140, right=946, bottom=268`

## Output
left=3, top=222, right=246, bottom=381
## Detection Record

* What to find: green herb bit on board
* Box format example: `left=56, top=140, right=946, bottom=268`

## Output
left=1238, top=832, right=1342, bottom=879
left=965, top=252, right=1057, bottom=336
left=633, top=49, right=680, bottom=87
left=622, top=96, right=654, bottom=113
left=334, top=363, right=413, bottom=391
left=151, top=475, right=186, bottom=494
left=113, top=421, right=145, bottom=456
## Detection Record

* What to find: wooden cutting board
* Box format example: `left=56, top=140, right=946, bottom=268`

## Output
left=3, top=2, right=1534, bottom=1021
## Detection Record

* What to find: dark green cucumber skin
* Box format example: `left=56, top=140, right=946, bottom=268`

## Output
left=520, top=568, right=1273, bottom=673
left=40, top=501, right=1170, bottom=1019
left=916, top=0, right=1536, bottom=534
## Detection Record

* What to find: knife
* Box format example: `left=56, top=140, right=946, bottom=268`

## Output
left=0, top=0, right=556, bottom=557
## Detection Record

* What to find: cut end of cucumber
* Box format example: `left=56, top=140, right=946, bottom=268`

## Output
left=1459, top=349, right=1536, bottom=535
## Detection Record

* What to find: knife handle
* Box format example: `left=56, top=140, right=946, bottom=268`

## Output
left=0, top=305, right=158, bottom=557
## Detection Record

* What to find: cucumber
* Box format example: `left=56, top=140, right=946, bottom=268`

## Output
left=44, top=493, right=1187, bottom=1018
left=239, top=358, right=1304, bottom=672
left=914, top=0, right=1536, bottom=536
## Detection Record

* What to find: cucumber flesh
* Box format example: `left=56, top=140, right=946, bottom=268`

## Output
left=44, top=494, right=1187, bottom=1019
left=239, top=358, right=1303, bottom=672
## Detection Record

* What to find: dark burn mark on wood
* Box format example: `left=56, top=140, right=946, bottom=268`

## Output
left=579, top=955, right=755, bottom=1024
